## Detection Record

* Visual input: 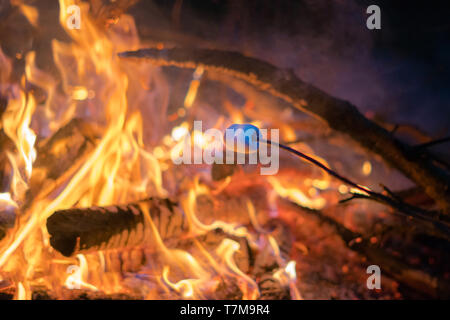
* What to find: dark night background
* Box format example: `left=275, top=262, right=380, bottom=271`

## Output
left=131, top=0, right=450, bottom=143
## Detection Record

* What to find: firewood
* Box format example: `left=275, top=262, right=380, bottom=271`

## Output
left=45, top=192, right=263, bottom=258
left=26, top=118, right=99, bottom=208
left=45, top=181, right=274, bottom=257
left=0, top=96, right=7, bottom=118
left=0, top=207, right=15, bottom=240
left=2, top=224, right=292, bottom=300
left=257, top=274, right=290, bottom=300
left=46, top=198, right=188, bottom=257
left=51, top=288, right=142, bottom=300
left=0, top=119, right=99, bottom=242
left=119, top=47, right=450, bottom=213
left=46, top=198, right=293, bottom=299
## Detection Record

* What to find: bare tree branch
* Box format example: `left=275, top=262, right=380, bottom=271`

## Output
left=119, top=47, right=450, bottom=213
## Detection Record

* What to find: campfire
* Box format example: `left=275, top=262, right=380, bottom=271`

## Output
left=0, top=0, right=449, bottom=300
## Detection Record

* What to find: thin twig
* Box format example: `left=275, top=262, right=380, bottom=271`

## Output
left=264, top=140, right=450, bottom=241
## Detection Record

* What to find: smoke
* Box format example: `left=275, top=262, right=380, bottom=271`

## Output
left=132, top=0, right=450, bottom=142
left=219, top=0, right=450, bottom=137
left=142, top=0, right=450, bottom=137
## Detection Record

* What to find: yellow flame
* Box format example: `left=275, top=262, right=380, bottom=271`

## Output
left=0, top=193, right=18, bottom=208
left=1, top=90, right=37, bottom=179
left=0, top=0, right=305, bottom=300
left=216, top=239, right=259, bottom=300
left=162, top=266, right=196, bottom=298
left=183, top=186, right=249, bottom=238
left=64, top=254, right=98, bottom=291
left=15, top=282, right=29, bottom=300
left=273, top=261, right=302, bottom=300
left=267, top=177, right=326, bottom=210
left=184, top=67, right=204, bottom=108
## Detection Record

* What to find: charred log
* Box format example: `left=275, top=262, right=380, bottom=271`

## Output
left=46, top=198, right=187, bottom=257
left=45, top=189, right=268, bottom=258
left=4, top=221, right=293, bottom=300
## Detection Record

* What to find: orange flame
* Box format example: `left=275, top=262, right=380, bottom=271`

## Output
left=0, top=0, right=305, bottom=300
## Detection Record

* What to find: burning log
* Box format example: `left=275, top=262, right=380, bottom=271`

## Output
left=37, top=215, right=293, bottom=300
left=119, top=47, right=450, bottom=214
left=25, top=118, right=99, bottom=208
left=45, top=191, right=265, bottom=257
left=46, top=198, right=187, bottom=257
left=0, top=119, right=98, bottom=242
left=46, top=195, right=294, bottom=300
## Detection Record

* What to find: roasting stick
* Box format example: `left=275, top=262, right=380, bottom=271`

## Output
left=265, top=139, right=450, bottom=236
left=268, top=140, right=371, bottom=195
left=224, top=123, right=450, bottom=239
